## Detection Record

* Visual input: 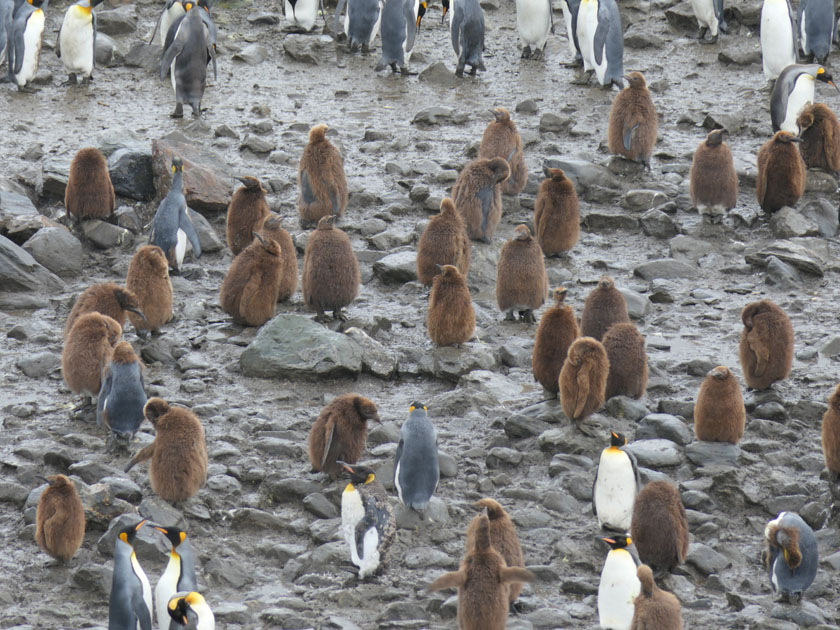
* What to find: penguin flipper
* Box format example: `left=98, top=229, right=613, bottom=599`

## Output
left=623, top=122, right=639, bottom=152
left=321, top=417, right=338, bottom=469
left=180, top=209, right=203, bottom=258
left=393, top=438, right=404, bottom=486
left=748, top=330, right=770, bottom=377
left=333, top=0, right=347, bottom=36
left=547, top=0, right=555, bottom=34
left=476, top=184, right=493, bottom=238
left=97, top=367, right=113, bottom=429
left=592, top=2, right=609, bottom=66
left=208, top=39, right=217, bottom=81
left=132, top=593, right=153, bottom=630
left=55, top=21, right=61, bottom=58
left=239, top=276, right=273, bottom=327
left=125, top=443, right=155, bottom=472
left=450, top=6, right=463, bottom=56
left=300, top=170, right=318, bottom=205
left=403, top=0, right=416, bottom=53
left=713, top=0, right=725, bottom=28
left=573, top=368, right=590, bottom=419
left=428, top=570, right=466, bottom=591
left=12, top=11, right=25, bottom=74
left=92, top=11, right=97, bottom=69
left=626, top=448, right=641, bottom=491
left=160, top=39, right=184, bottom=81
left=590, top=465, right=599, bottom=517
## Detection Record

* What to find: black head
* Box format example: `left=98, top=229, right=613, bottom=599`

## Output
left=601, top=534, right=633, bottom=550
left=409, top=402, right=427, bottom=412
left=609, top=431, right=627, bottom=447
left=441, top=0, right=449, bottom=22
left=706, top=128, right=727, bottom=147
left=118, top=519, right=147, bottom=546
left=815, top=66, right=839, bottom=93
left=172, top=156, right=184, bottom=173
left=336, top=461, right=376, bottom=486
left=416, top=0, right=426, bottom=28
left=154, top=526, right=187, bottom=549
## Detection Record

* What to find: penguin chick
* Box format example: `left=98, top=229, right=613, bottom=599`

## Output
left=97, top=341, right=147, bottom=447
left=756, top=131, right=806, bottom=213
left=532, top=287, right=580, bottom=396
left=592, top=431, right=641, bottom=531
left=258, top=213, right=298, bottom=301
left=298, top=124, right=348, bottom=228
left=478, top=108, right=527, bottom=196
left=302, top=215, right=360, bottom=322
left=126, top=246, right=173, bottom=333
left=694, top=366, right=745, bottom=444
left=575, top=0, right=623, bottom=87
left=124, top=398, right=208, bottom=504
left=760, top=0, right=797, bottom=80
left=534, top=167, right=580, bottom=256
left=771, top=64, right=839, bottom=132
left=226, top=175, right=270, bottom=256
left=496, top=225, right=548, bottom=323
left=631, top=565, right=683, bottom=630
left=167, top=591, right=215, bottom=629
left=220, top=232, right=282, bottom=327
left=9, top=0, right=48, bottom=90
left=598, top=535, right=641, bottom=630
left=739, top=299, right=794, bottom=390
left=798, top=0, right=833, bottom=64
left=416, top=197, right=471, bottom=286
left=765, top=512, right=818, bottom=602
left=797, top=102, right=840, bottom=173
left=338, top=461, right=396, bottom=578
left=689, top=128, right=738, bottom=223
left=559, top=336, right=610, bottom=422
left=35, top=474, right=85, bottom=562
left=427, top=511, right=535, bottom=630
left=602, top=322, right=648, bottom=400
left=822, top=383, right=840, bottom=477
left=516, top=0, right=553, bottom=60
left=374, top=0, right=417, bottom=74
left=452, top=157, right=510, bottom=242
left=450, top=0, right=486, bottom=77
left=109, top=520, right=153, bottom=630
left=62, top=312, right=122, bottom=399
left=64, top=147, right=114, bottom=222
left=64, top=283, right=146, bottom=338
left=153, top=527, right=197, bottom=630
left=394, top=402, right=440, bottom=512
left=309, top=394, right=380, bottom=478
left=608, top=72, right=658, bottom=168
left=427, top=264, right=475, bottom=346
left=466, top=498, right=526, bottom=603
left=56, top=0, right=104, bottom=84
left=150, top=156, right=202, bottom=273
left=630, top=481, right=689, bottom=574
left=580, top=275, right=630, bottom=341
left=160, top=2, right=216, bottom=117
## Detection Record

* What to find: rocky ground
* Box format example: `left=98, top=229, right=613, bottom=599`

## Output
left=1, top=0, right=840, bottom=627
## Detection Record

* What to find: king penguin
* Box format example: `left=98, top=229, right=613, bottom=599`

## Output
left=598, top=535, right=641, bottom=630
left=765, top=511, right=818, bottom=602
left=691, top=0, right=727, bottom=43
left=770, top=63, right=839, bottom=132
left=1, top=0, right=15, bottom=74
left=338, top=461, right=396, bottom=578
left=97, top=341, right=147, bottom=450
left=149, top=156, right=202, bottom=274
left=56, top=0, right=104, bottom=84
left=109, top=520, right=153, bottom=630
left=450, top=0, right=485, bottom=76
left=167, top=592, right=215, bottom=629
left=592, top=431, right=640, bottom=531
left=160, top=1, right=216, bottom=117
left=333, top=0, right=382, bottom=52
left=150, top=0, right=185, bottom=47
left=153, top=526, right=197, bottom=630
left=8, top=0, right=48, bottom=90
left=760, top=0, right=797, bottom=81
left=285, top=0, right=324, bottom=31
left=575, top=0, right=623, bottom=88
left=375, top=0, right=418, bottom=74
left=560, top=0, right=581, bottom=65
left=798, top=0, right=834, bottom=64
left=394, top=402, right=440, bottom=513
left=516, top=0, right=553, bottom=60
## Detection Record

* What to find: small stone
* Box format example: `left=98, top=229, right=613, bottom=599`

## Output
left=302, top=493, right=338, bottom=518
left=800, top=198, right=838, bottom=237
left=640, top=209, right=679, bottom=238
left=372, top=251, right=417, bottom=284
left=283, top=34, right=335, bottom=65
left=622, top=189, right=670, bottom=212
left=343, top=328, right=397, bottom=379
left=516, top=99, right=538, bottom=114
left=765, top=255, right=802, bottom=287
left=81, top=220, right=131, bottom=249
left=240, top=134, right=276, bottom=154
left=186, top=209, right=224, bottom=253
left=418, top=62, right=459, bottom=88
left=96, top=5, right=137, bottom=35
left=620, top=288, right=652, bottom=319
left=686, top=542, right=731, bottom=575
left=769, top=207, right=820, bottom=238
left=412, top=106, right=468, bottom=126
left=108, top=148, right=155, bottom=201
left=636, top=414, right=693, bottom=445
left=624, top=439, right=683, bottom=467
left=539, top=113, right=570, bottom=133
left=486, top=447, right=523, bottom=468
left=233, top=43, right=269, bottom=65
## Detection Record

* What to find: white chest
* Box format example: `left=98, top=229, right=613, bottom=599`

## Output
left=781, top=74, right=815, bottom=133
left=59, top=7, right=94, bottom=75
left=598, top=550, right=641, bottom=630
left=285, top=0, right=318, bottom=30
left=690, top=0, right=718, bottom=33
left=516, top=0, right=550, bottom=45
left=576, top=0, right=597, bottom=69
left=761, top=0, right=795, bottom=79
left=593, top=449, right=637, bottom=531
left=131, top=553, right=153, bottom=630
left=155, top=554, right=181, bottom=630
left=17, top=10, right=45, bottom=85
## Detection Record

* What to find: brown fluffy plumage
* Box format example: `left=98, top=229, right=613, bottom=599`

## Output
left=630, top=481, right=689, bottom=573
left=765, top=522, right=803, bottom=569
left=797, top=103, right=840, bottom=173
left=308, top=394, right=379, bottom=478
left=416, top=198, right=471, bottom=286
left=428, top=512, right=535, bottom=630
left=298, top=124, right=348, bottom=227
left=496, top=225, right=548, bottom=322
left=689, top=129, right=738, bottom=221
left=220, top=233, right=282, bottom=327
left=559, top=337, right=609, bottom=422
left=302, top=215, right=360, bottom=321
left=532, top=287, right=580, bottom=395
left=756, top=131, right=806, bottom=212
left=580, top=276, right=630, bottom=341
left=534, top=168, right=580, bottom=256
left=62, top=313, right=122, bottom=397
left=608, top=72, right=658, bottom=167
left=65, top=147, right=115, bottom=221
left=822, top=383, right=840, bottom=475
left=694, top=366, right=745, bottom=443
left=602, top=322, right=647, bottom=400
left=126, top=246, right=173, bottom=332
left=478, top=108, right=527, bottom=195
left=452, top=157, right=510, bottom=242
left=226, top=176, right=270, bottom=256
left=64, top=283, right=145, bottom=338
left=466, top=499, right=526, bottom=603
left=739, top=299, right=794, bottom=389
left=631, top=565, right=684, bottom=630
left=427, top=264, right=475, bottom=346
left=124, top=398, right=207, bottom=503
left=258, top=213, right=298, bottom=301
left=36, top=474, right=85, bottom=562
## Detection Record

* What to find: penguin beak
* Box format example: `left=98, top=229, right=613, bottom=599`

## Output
left=36, top=475, right=50, bottom=484
left=601, top=537, right=615, bottom=544
left=830, top=80, right=840, bottom=95
left=252, top=231, right=267, bottom=246
left=336, top=460, right=354, bottom=473
left=435, top=263, right=444, bottom=272
left=129, top=306, right=148, bottom=322
left=234, top=176, right=250, bottom=185
left=153, top=526, right=168, bottom=534
left=789, top=136, right=803, bottom=143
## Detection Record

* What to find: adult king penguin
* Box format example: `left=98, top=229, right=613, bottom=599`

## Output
left=153, top=526, right=197, bottom=630
left=150, top=0, right=185, bottom=47
left=450, top=0, right=485, bottom=76
left=333, top=0, right=382, bottom=52
left=149, top=156, right=202, bottom=274
left=598, top=535, right=641, bottom=630
left=691, top=0, right=727, bottom=43
left=760, top=0, right=797, bottom=81
left=798, top=0, right=834, bottom=64
left=394, top=402, right=440, bottom=513
left=516, top=0, right=553, bottom=60
left=8, top=0, right=48, bottom=90
left=765, top=511, right=818, bottom=602
left=592, top=431, right=640, bottom=531
left=770, top=63, right=839, bottom=133
left=560, top=0, right=581, bottom=65
left=109, top=520, right=153, bottom=630
left=375, top=0, right=418, bottom=74
left=285, top=0, right=324, bottom=31
left=575, top=0, right=623, bottom=88
left=160, top=1, right=216, bottom=117
left=167, top=592, right=214, bottom=629
left=56, top=0, right=104, bottom=85
left=0, top=0, right=12, bottom=73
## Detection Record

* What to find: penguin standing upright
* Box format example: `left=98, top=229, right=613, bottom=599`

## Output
left=689, top=128, right=739, bottom=223
left=160, top=1, right=216, bottom=117
left=631, top=565, right=683, bottom=630
left=765, top=511, right=819, bottom=602
left=516, top=0, right=553, bottom=59
left=760, top=0, right=797, bottom=81
left=770, top=63, right=839, bottom=132
left=607, top=71, right=658, bottom=168
left=560, top=0, right=581, bottom=65
left=167, top=592, right=214, bottom=629
left=690, top=0, right=727, bottom=43
left=97, top=341, right=147, bottom=449
left=35, top=474, right=86, bottom=562
left=226, top=175, right=270, bottom=256
left=334, top=0, right=382, bottom=52
left=152, top=526, right=197, bottom=630
left=150, top=156, right=202, bottom=273
left=598, top=535, right=641, bottom=630
left=375, top=0, right=418, bottom=74
left=56, top=0, right=104, bottom=84
left=151, top=0, right=185, bottom=47
left=592, top=431, right=640, bottom=531
left=8, top=0, right=48, bottom=90
left=798, top=0, right=834, bottom=64
left=285, top=0, right=323, bottom=31
left=450, top=0, right=484, bottom=76
left=109, top=520, right=153, bottom=630
left=0, top=0, right=13, bottom=70
left=575, top=0, right=623, bottom=88
left=394, top=402, right=440, bottom=512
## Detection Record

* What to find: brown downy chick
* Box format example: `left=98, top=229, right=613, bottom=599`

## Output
left=65, top=147, right=115, bottom=222
left=308, top=394, right=380, bottom=478
left=126, top=246, right=173, bottom=333
left=580, top=276, right=630, bottom=341
left=534, top=167, right=580, bottom=256
left=64, top=283, right=146, bottom=338
left=630, top=481, right=689, bottom=574
left=630, top=565, right=683, bottom=630
left=532, top=287, right=580, bottom=396
left=608, top=72, right=658, bottom=168
left=739, top=299, right=794, bottom=389
left=258, top=213, right=298, bottom=301
left=822, top=383, right=840, bottom=477
left=220, top=232, right=283, bottom=327
left=602, top=322, right=648, bottom=400
left=797, top=102, right=840, bottom=173
left=226, top=175, right=270, bottom=256
left=756, top=131, right=806, bottom=213
left=416, top=198, right=471, bottom=286
left=694, top=366, right=745, bottom=444
left=478, top=107, right=527, bottom=195
left=451, top=157, right=511, bottom=242
left=36, top=474, right=85, bottom=562
left=559, top=336, right=610, bottom=422
left=302, top=215, right=360, bottom=322
left=466, top=498, right=526, bottom=603
left=496, top=225, right=548, bottom=323
left=62, top=313, right=122, bottom=398
left=427, top=264, right=475, bottom=346
left=689, top=128, right=739, bottom=223
left=298, top=124, right=348, bottom=227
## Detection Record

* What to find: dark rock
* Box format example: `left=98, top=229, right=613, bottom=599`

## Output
left=302, top=493, right=338, bottom=518
left=108, top=148, right=155, bottom=201
left=418, top=62, right=459, bottom=88
left=123, top=41, right=161, bottom=72
left=641, top=209, right=679, bottom=238
left=745, top=239, right=827, bottom=276
left=187, top=209, right=224, bottom=253
left=0, top=235, right=65, bottom=292
left=800, top=198, right=838, bottom=237
left=94, top=32, right=125, bottom=67
left=686, top=542, right=731, bottom=575
left=41, top=155, right=72, bottom=199
left=769, top=207, right=820, bottom=239
left=413, top=107, right=468, bottom=126
left=96, top=5, right=137, bottom=35
left=22, top=227, right=83, bottom=277
left=539, top=114, right=571, bottom=133
left=262, top=476, right=321, bottom=503
left=605, top=396, right=649, bottom=421
left=765, top=255, right=802, bottom=287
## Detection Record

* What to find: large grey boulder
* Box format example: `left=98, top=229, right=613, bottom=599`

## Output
left=0, top=234, right=65, bottom=292
left=22, top=227, right=83, bottom=277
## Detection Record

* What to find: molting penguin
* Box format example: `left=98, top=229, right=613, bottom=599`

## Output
left=56, top=0, right=104, bottom=84
left=602, top=322, right=648, bottom=400
left=65, top=147, right=115, bottom=222
left=798, top=0, right=834, bottom=64
left=285, top=0, right=323, bottom=31
left=516, top=0, right=553, bottom=59
left=152, top=527, right=197, bottom=630
left=771, top=64, right=839, bottom=132
left=427, top=264, right=475, bottom=346
left=691, top=0, right=727, bottom=43
left=534, top=167, right=580, bottom=256
left=257, top=213, right=298, bottom=302
left=450, top=0, right=485, bottom=77
left=760, top=0, right=797, bottom=80
left=765, top=511, right=818, bottom=602
left=308, top=393, right=379, bottom=478
left=739, top=299, right=794, bottom=389
left=109, top=520, right=153, bottom=630
left=592, top=431, right=640, bottom=532
left=219, top=232, right=283, bottom=327
left=416, top=197, right=471, bottom=286
left=126, top=246, right=173, bottom=334
left=559, top=336, right=609, bottom=422
left=756, top=131, right=806, bottom=212
left=560, top=0, right=581, bottom=65
left=575, top=0, right=623, bottom=87
left=822, top=383, right=840, bottom=478
left=532, top=287, right=579, bottom=396
left=64, top=282, right=145, bottom=338
left=302, top=215, right=360, bottom=322
left=149, top=156, right=202, bottom=273
left=496, top=224, right=548, bottom=323
left=97, top=341, right=147, bottom=449
left=466, top=499, right=526, bottom=604
left=338, top=461, right=396, bottom=578
left=62, top=313, right=122, bottom=408
left=580, top=275, right=630, bottom=341
left=160, top=1, right=216, bottom=117
left=35, top=474, right=85, bottom=562
left=334, top=0, right=382, bottom=52
left=394, top=402, right=440, bottom=512
left=797, top=102, right=840, bottom=172
left=689, top=128, right=738, bottom=223
left=167, top=592, right=214, bottom=629
left=226, top=175, right=270, bottom=256
left=298, top=124, right=348, bottom=228
left=375, top=0, right=418, bottom=74
left=607, top=71, right=658, bottom=168
left=693, top=365, right=745, bottom=443
left=451, top=157, right=510, bottom=242
left=631, top=565, right=683, bottom=630
left=8, top=0, right=48, bottom=90
left=630, top=481, right=689, bottom=574
left=598, top=535, right=641, bottom=630
left=478, top=107, right=527, bottom=195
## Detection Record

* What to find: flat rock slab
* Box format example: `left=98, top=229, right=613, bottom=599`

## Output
left=22, top=227, right=83, bottom=277
left=744, top=238, right=827, bottom=276
left=624, top=438, right=683, bottom=467
left=372, top=250, right=417, bottom=284
left=634, top=258, right=698, bottom=280
left=283, top=35, right=334, bottom=65
left=0, top=234, right=65, bottom=292
left=544, top=158, right=622, bottom=191
left=685, top=440, right=741, bottom=467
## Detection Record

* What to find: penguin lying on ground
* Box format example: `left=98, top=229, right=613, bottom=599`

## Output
left=56, top=0, right=104, bottom=85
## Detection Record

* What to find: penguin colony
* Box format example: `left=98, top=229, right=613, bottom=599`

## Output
left=11, top=0, right=840, bottom=625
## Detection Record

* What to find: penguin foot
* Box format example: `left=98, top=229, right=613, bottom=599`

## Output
left=561, top=56, right=583, bottom=69
left=698, top=33, right=717, bottom=45
left=171, top=103, right=184, bottom=118
left=0, top=74, right=9, bottom=83
left=509, top=600, right=524, bottom=614
left=504, top=311, right=517, bottom=322
left=315, top=310, right=331, bottom=323
left=521, top=46, right=532, bottom=59
left=696, top=26, right=707, bottom=40
left=531, top=48, right=544, bottom=61
left=333, top=308, right=348, bottom=322
left=17, top=83, right=37, bottom=93
left=61, top=74, right=78, bottom=86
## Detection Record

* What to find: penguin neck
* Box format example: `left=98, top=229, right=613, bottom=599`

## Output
left=172, top=170, right=184, bottom=192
